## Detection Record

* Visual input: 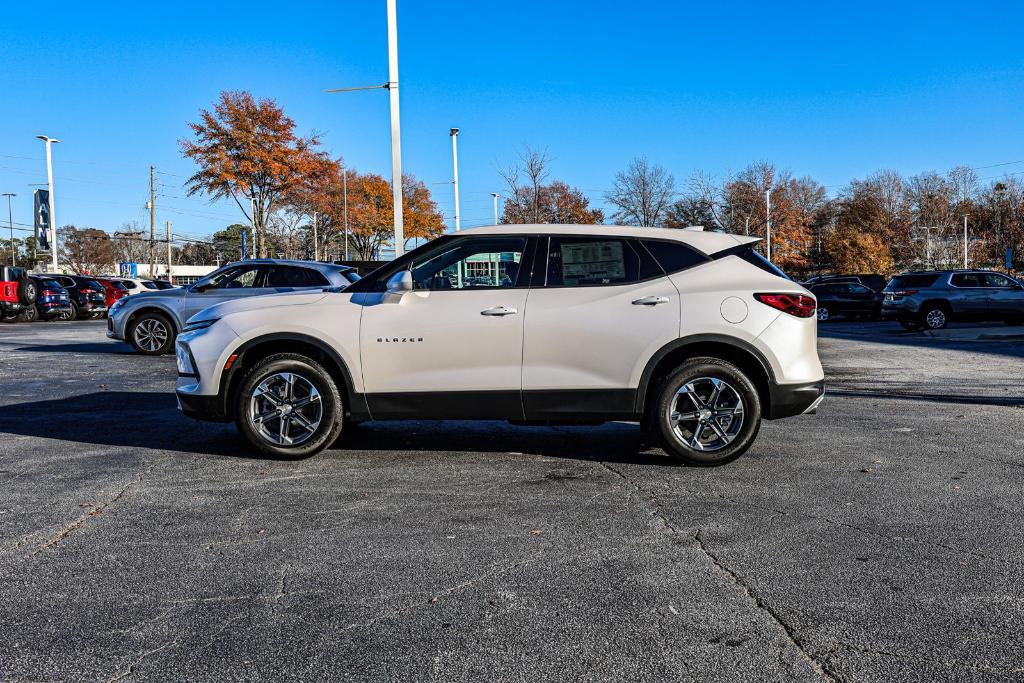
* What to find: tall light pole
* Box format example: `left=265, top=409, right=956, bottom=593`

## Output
left=450, top=128, right=461, bottom=231
left=764, top=188, right=772, bottom=263
left=343, top=168, right=350, bottom=261
left=491, top=193, right=500, bottom=225
left=165, top=220, right=172, bottom=283
left=36, top=136, right=59, bottom=272
left=386, top=0, right=404, bottom=256
left=2, top=193, right=15, bottom=266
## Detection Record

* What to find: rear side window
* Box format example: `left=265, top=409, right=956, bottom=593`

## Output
left=83, top=280, right=104, bottom=290
left=264, top=265, right=325, bottom=287
left=718, top=245, right=791, bottom=280
left=546, top=237, right=642, bottom=287
left=951, top=273, right=984, bottom=288
left=41, top=279, right=63, bottom=289
left=641, top=240, right=708, bottom=274
left=888, top=274, right=941, bottom=290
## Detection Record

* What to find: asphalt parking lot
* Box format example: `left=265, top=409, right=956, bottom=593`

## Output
left=1, top=320, right=1023, bottom=682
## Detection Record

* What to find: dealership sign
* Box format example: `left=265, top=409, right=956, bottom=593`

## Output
left=34, top=189, right=51, bottom=252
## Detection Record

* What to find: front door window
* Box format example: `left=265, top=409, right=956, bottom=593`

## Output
left=410, top=237, right=528, bottom=290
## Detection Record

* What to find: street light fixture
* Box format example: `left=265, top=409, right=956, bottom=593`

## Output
left=450, top=128, right=460, bottom=232
left=36, top=135, right=60, bottom=272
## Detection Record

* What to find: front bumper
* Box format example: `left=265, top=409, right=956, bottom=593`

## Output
left=176, top=390, right=230, bottom=422
left=767, top=379, right=825, bottom=419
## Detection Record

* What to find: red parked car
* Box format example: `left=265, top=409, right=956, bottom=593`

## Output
left=94, top=277, right=129, bottom=309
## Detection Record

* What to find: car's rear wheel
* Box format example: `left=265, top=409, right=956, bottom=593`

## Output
left=234, top=353, right=344, bottom=459
left=17, top=306, right=39, bottom=323
left=816, top=306, right=830, bottom=322
left=57, top=306, right=74, bottom=321
left=129, top=312, right=174, bottom=355
left=652, top=357, right=762, bottom=466
left=921, top=305, right=949, bottom=330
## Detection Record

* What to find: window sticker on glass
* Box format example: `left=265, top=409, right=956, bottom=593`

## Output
left=559, top=241, right=626, bottom=285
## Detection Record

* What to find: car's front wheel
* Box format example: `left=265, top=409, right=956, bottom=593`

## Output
left=128, top=312, right=174, bottom=355
left=652, top=357, right=762, bottom=466
left=234, top=353, right=344, bottom=459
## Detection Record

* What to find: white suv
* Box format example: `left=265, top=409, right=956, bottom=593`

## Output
left=175, top=225, right=823, bottom=466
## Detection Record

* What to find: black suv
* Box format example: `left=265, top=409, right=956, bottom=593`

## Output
left=804, top=273, right=889, bottom=291
left=36, top=274, right=108, bottom=320
left=30, top=276, right=73, bottom=321
left=881, top=270, right=1024, bottom=330
left=809, top=281, right=882, bottom=322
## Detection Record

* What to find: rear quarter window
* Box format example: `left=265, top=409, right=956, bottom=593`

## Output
left=641, top=239, right=709, bottom=274
left=888, top=274, right=941, bottom=290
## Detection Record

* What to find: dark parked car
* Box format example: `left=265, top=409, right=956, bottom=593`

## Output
left=36, top=274, right=108, bottom=320
left=29, top=276, right=73, bottom=321
left=810, top=281, right=883, bottom=322
left=804, top=273, right=889, bottom=291
left=882, top=270, right=1024, bottom=330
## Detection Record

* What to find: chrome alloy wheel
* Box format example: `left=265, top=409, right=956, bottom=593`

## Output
left=669, top=377, right=745, bottom=452
left=817, top=307, right=830, bottom=322
left=133, top=318, right=169, bottom=352
left=925, top=309, right=946, bottom=329
left=249, top=372, right=323, bottom=446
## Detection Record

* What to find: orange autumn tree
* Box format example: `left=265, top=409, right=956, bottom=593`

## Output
left=291, top=168, right=445, bottom=260
left=181, top=90, right=335, bottom=258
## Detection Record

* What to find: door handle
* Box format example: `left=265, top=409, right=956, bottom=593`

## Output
left=632, top=296, right=670, bottom=306
left=481, top=305, right=518, bottom=316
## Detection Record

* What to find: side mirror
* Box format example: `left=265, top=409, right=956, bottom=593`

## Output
left=385, top=270, right=413, bottom=298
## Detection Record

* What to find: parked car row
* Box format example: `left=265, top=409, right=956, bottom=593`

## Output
left=804, top=270, right=1024, bottom=329
left=0, top=272, right=177, bottom=323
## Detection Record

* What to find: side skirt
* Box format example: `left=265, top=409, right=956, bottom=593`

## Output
left=361, top=389, right=640, bottom=422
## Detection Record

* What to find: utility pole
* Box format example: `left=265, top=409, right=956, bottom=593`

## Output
left=2, top=193, right=15, bottom=266
left=343, top=169, right=350, bottom=261
left=165, top=220, right=172, bottom=283
left=764, top=189, right=772, bottom=263
left=312, top=211, right=318, bottom=261
left=149, top=165, right=156, bottom=278
left=963, top=215, right=969, bottom=269
left=36, top=136, right=59, bottom=272
left=491, top=193, right=500, bottom=225
left=450, top=128, right=461, bottom=231
left=386, top=0, right=404, bottom=256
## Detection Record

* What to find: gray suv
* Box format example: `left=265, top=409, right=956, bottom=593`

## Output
left=881, top=270, right=1024, bottom=330
left=107, top=259, right=359, bottom=354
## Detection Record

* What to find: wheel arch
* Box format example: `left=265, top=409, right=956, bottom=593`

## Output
left=919, top=298, right=951, bottom=313
left=636, top=334, right=775, bottom=423
left=220, top=333, right=364, bottom=422
left=126, top=305, right=180, bottom=334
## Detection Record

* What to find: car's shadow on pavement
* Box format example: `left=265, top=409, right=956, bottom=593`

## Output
left=0, top=391, right=673, bottom=466
left=15, top=342, right=136, bottom=355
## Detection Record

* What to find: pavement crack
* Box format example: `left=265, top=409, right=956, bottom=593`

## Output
left=693, top=529, right=840, bottom=683
left=821, top=638, right=1024, bottom=676
left=105, top=638, right=180, bottom=683
left=33, top=461, right=159, bottom=555
left=273, top=563, right=291, bottom=608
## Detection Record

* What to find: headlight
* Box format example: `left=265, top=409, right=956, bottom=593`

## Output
left=109, top=298, right=128, bottom=313
left=175, top=341, right=198, bottom=377
left=182, top=318, right=219, bottom=333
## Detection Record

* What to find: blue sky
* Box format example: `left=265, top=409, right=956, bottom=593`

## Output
left=1, top=0, right=1023, bottom=243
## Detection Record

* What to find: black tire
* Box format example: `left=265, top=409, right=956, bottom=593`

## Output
left=652, top=357, right=762, bottom=467
left=128, top=311, right=175, bottom=355
left=16, top=278, right=37, bottom=306
left=234, top=353, right=344, bottom=460
left=816, top=306, right=830, bottom=323
left=898, top=319, right=921, bottom=331
left=57, top=306, right=75, bottom=321
left=17, top=306, right=39, bottom=323
left=920, top=304, right=949, bottom=330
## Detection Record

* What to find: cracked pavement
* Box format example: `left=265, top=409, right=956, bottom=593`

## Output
left=1, top=320, right=1023, bottom=682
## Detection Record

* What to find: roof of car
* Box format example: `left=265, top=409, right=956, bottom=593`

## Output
left=220, top=258, right=354, bottom=272
left=457, top=224, right=759, bottom=255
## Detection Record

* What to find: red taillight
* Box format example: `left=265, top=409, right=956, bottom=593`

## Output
left=81, top=288, right=95, bottom=294
left=754, top=293, right=817, bottom=318
left=43, top=289, right=59, bottom=296
left=891, top=290, right=917, bottom=296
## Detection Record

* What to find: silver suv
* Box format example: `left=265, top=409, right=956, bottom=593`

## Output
left=107, top=259, right=359, bottom=354
left=881, top=270, right=1024, bottom=330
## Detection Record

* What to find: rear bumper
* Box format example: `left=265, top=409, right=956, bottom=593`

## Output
left=767, top=379, right=825, bottom=419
